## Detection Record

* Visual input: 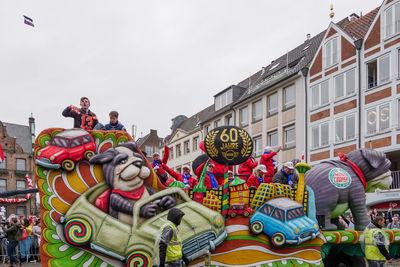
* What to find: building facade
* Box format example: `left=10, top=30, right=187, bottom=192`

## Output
left=0, top=118, right=37, bottom=217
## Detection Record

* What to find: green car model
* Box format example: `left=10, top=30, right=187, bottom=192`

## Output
left=62, top=182, right=227, bottom=267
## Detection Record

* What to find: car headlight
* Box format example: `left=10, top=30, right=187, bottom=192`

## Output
left=37, top=151, right=41, bottom=156
left=50, top=156, right=55, bottom=161
left=213, top=215, right=223, bottom=228
left=313, top=224, right=318, bottom=229
left=294, top=228, right=300, bottom=234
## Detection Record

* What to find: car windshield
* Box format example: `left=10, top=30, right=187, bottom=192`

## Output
left=70, top=137, right=82, bottom=148
left=51, top=137, right=70, bottom=148
left=271, top=207, right=285, bottom=222
left=287, top=207, right=305, bottom=221
left=260, top=204, right=274, bottom=216
left=82, top=135, right=92, bottom=144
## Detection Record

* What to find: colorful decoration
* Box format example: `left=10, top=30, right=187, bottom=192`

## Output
left=204, top=126, right=253, bottom=166
left=221, top=172, right=229, bottom=217
left=295, top=162, right=311, bottom=204
left=250, top=197, right=320, bottom=247
left=229, top=177, right=249, bottom=206
left=0, top=174, right=34, bottom=203
left=36, top=129, right=96, bottom=171
left=250, top=183, right=292, bottom=212
left=203, top=191, right=221, bottom=212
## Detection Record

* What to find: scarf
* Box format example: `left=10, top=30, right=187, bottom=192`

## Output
left=182, top=174, right=190, bottom=187
left=256, top=174, right=264, bottom=185
left=112, top=185, right=145, bottom=200
left=282, top=168, right=293, bottom=186
left=152, top=160, right=159, bottom=168
left=264, top=152, right=276, bottom=167
left=207, top=172, right=218, bottom=189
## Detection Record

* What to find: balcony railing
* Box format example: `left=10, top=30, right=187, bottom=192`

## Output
left=390, top=171, right=400, bottom=189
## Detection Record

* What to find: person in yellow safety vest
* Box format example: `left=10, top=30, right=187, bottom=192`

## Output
left=159, top=208, right=189, bottom=267
left=364, top=216, right=392, bottom=267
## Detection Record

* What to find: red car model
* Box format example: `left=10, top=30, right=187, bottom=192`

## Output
left=36, top=129, right=96, bottom=171
left=228, top=203, right=252, bottom=218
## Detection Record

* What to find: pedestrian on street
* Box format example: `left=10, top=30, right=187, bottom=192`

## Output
left=364, top=216, right=392, bottom=267
left=2, top=217, right=22, bottom=267
left=159, top=208, right=189, bottom=267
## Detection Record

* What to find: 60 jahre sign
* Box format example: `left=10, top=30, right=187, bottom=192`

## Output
left=204, top=126, right=253, bottom=165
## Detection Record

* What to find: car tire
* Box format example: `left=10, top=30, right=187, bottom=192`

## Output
left=244, top=211, right=250, bottom=217
left=62, top=159, right=75, bottom=171
left=64, top=218, right=92, bottom=246
left=230, top=212, right=236, bottom=218
left=126, top=251, right=152, bottom=267
left=84, top=150, right=95, bottom=160
left=271, top=232, right=286, bottom=247
left=250, top=221, right=263, bottom=235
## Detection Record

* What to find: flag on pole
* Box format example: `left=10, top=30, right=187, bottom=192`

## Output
left=23, top=16, right=34, bottom=27
left=0, top=144, right=4, bottom=163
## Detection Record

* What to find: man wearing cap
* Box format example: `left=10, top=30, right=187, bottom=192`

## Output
left=162, top=164, right=198, bottom=188
left=152, top=146, right=170, bottom=185
left=159, top=208, right=190, bottom=267
left=272, top=162, right=298, bottom=187
left=260, top=146, right=281, bottom=177
left=203, top=162, right=220, bottom=190
left=247, top=165, right=271, bottom=188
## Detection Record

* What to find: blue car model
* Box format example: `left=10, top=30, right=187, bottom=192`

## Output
left=250, top=197, right=319, bottom=247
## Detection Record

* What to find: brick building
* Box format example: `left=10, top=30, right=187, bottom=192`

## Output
left=136, top=129, right=164, bottom=163
left=0, top=117, right=37, bottom=217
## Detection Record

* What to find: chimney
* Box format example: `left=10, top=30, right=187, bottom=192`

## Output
left=349, top=13, right=359, bottom=21
left=29, top=113, right=35, bottom=148
left=306, top=33, right=311, bottom=40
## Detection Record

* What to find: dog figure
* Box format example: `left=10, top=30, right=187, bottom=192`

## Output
left=90, top=141, right=176, bottom=225
left=305, top=148, right=391, bottom=230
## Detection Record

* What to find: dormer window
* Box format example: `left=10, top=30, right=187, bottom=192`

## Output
left=324, top=37, right=338, bottom=68
left=215, top=88, right=233, bottom=111
left=385, top=3, right=400, bottom=39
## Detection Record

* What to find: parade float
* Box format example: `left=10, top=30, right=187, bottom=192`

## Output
left=34, top=126, right=400, bottom=267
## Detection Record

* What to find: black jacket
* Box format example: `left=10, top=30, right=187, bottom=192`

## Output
left=62, top=106, right=98, bottom=130
left=272, top=169, right=298, bottom=185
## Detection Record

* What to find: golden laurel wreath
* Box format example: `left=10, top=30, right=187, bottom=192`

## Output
left=239, top=129, right=252, bottom=157
left=206, top=130, right=219, bottom=158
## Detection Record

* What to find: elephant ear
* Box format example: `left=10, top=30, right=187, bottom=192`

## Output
left=361, top=148, right=386, bottom=169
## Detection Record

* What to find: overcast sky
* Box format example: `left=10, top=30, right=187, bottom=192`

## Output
left=0, top=0, right=382, bottom=139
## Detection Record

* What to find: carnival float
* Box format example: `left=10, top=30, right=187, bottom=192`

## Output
left=34, top=126, right=400, bottom=267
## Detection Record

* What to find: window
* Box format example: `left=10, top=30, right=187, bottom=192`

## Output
left=287, top=207, right=305, bottom=221
left=16, top=206, right=26, bottom=217
left=16, top=180, right=25, bottom=190
left=284, top=125, right=295, bottom=149
left=0, top=179, right=6, bottom=193
left=170, top=147, right=174, bottom=159
left=260, top=204, right=274, bottom=215
left=145, top=146, right=153, bottom=156
left=267, top=93, right=278, bottom=116
left=184, top=141, right=190, bottom=154
left=268, top=131, right=278, bottom=147
left=271, top=208, right=285, bottom=222
left=214, top=120, right=221, bottom=128
left=0, top=157, right=6, bottom=169
left=215, top=89, right=233, bottom=111
left=193, top=137, right=199, bottom=151
left=283, top=85, right=295, bottom=109
left=225, top=114, right=232, bottom=126
left=367, top=54, right=390, bottom=89
left=239, top=107, right=248, bottom=126
left=51, top=136, right=70, bottom=148
left=334, top=69, right=356, bottom=99
left=324, top=37, right=338, bottom=68
left=252, top=100, right=262, bottom=121
left=311, top=80, right=329, bottom=108
left=366, top=103, right=390, bottom=135
left=70, top=137, right=82, bottom=148
left=335, top=114, right=356, bottom=142
left=253, top=136, right=262, bottom=157
left=176, top=144, right=181, bottom=157
left=204, top=125, right=210, bottom=135
left=82, top=135, right=92, bottom=144
left=16, top=158, right=26, bottom=171
left=176, top=167, right=181, bottom=174
left=311, top=122, right=329, bottom=149
left=385, top=3, right=400, bottom=39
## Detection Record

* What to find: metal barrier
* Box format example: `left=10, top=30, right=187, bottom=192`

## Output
left=0, top=237, right=41, bottom=264
left=390, top=171, right=400, bottom=189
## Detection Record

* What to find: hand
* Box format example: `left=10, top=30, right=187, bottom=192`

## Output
left=276, top=146, right=282, bottom=152
left=140, top=203, right=158, bottom=218
left=70, top=105, right=80, bottom=114
left=159, top=196, right=176, bottom=210
left=389, top=207, right=392, bottom=212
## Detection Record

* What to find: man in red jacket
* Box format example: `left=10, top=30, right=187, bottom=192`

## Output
left=238, top=155, right=258, bottom=180
left=162, top=164, right=197, bottom=188
left=246, top=165, right=270, bottom=188
left=260, top=146, right=281, bottom=178
left=151, top=146, right=170, bottom=185
left=203, top=162, right=220, bottom=189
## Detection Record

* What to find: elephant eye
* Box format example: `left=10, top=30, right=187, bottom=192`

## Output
left=120, top=159, right=128, bottom=164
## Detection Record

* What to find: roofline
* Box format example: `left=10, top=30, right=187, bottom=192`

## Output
left=213, top=85, right=236, bottom=97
